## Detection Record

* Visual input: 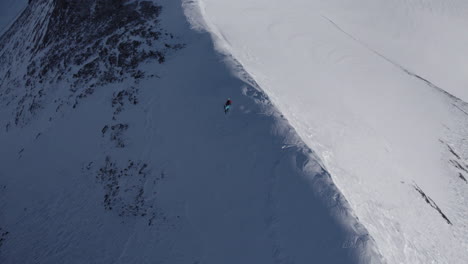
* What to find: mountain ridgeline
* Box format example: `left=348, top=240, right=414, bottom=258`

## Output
left=0, top=1, right=385, bottom=263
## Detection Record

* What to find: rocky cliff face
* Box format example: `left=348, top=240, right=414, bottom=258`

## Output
left=0, top=0, right=183, bottom=128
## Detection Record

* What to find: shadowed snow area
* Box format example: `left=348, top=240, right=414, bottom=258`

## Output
left=193, top=0, right=468, bottom=263
left=0, top=0, right=28, bottom=36
left=0, top=0, right=383, bottom=263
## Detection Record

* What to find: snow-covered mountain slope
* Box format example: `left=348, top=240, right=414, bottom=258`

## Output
left=0, top=0, right=28, bottom=36
left=314, top=0, right=468, bottom=103
left=0, top=0, right=384, bottom=263
left=191, top=0, right=468, bottom=263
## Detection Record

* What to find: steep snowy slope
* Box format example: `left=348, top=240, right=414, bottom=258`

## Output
left=0, top=0, right=28, bottom=36
left=0, top=0, right=383, bottom=263
left=192, top=0, right=468, bottom=263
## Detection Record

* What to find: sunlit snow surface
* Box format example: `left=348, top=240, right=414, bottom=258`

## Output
left=189, top=0, right=468, bottom=263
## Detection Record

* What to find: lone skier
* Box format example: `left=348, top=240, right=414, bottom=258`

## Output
left=224, top=98, right=232, bottom=114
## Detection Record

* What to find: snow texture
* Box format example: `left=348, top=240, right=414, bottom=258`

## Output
left=191, top=0, right=468, bottom=263
left=0, top=0, right=28, bottom=36
left=0, top=0, right=383, bottom=263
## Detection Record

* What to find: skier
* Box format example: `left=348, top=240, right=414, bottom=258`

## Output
left=224, top=98, right=232, bottom=114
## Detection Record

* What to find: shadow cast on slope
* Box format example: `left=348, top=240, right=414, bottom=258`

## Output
left=0, top=1, right=382, bottom=263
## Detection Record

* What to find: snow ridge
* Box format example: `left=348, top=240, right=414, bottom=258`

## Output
left=191, top=0, right=468, bottom=263
left=1, top=0, right=386, bottom=263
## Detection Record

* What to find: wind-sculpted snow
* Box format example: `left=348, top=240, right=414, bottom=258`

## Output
left=0, top=0, right=382, bottom=263
left=193, top=0, right=468, bottom=263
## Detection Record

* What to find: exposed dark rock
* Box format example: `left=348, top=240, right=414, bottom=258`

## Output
left=0, top=227, right=9, bottom=250
left=413, top=184, right=452, bottom=225
left=459, top=173, right=467, bottom=183
left=0, top=0, right=184, bottom=128
left=108, top=123, right=129, bottom=148
left=101, top=125, right=109, bottom=136
left=111, top=86, right=139, bottom=118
